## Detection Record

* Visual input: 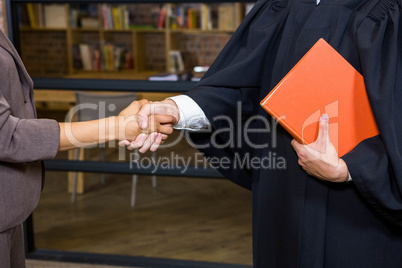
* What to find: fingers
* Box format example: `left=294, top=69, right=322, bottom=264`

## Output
left=145, top=115, right=174, bottom=135
left=137, top=103, right=153, bottom=130
left=118, top=140, right=130, bottom=147
left=291, top=139, right=304, bottom=155
left=154, top=115, right=176, bottom=125
left=139, top=133, right=158, bottom=153
left=291, top=138, right=317, bottom=167
left=150, top=133, right=163, bottom=152
left=127, top=134, right=147, bottom=151
left=123, top=131, right=166, bottom=153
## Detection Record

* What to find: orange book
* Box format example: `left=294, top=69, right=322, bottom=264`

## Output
left=260, top=38, right=379, bottom=157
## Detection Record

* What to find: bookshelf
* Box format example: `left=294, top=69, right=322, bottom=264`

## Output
left=17, top=2, right=255, bottom=80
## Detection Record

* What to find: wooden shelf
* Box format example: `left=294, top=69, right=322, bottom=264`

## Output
left=19, top=27, right=67, bottom=32
left=64, top=70, right=159, bottom=80
left=170, top=29, right=235, bottom=34
left=71, top=28, right=99, bottom=32
left=18, top=2, right=253, bottom=78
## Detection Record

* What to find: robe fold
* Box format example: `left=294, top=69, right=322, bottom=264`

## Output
left=185, top=0, right=402, bottom=266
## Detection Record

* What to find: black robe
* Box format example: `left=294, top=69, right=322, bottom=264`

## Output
left=184, top=0, right=402, bottom=267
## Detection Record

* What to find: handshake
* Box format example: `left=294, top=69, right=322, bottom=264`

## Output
left=117, top=99, right=180, bottom=153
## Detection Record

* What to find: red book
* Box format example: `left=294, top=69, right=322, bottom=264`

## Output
left=157, top=6, right=166, bottom=29
left=260, top=38, right=379, bottom=157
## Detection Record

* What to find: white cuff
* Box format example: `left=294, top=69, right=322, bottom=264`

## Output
left=168, top=95, right=210, bottom=130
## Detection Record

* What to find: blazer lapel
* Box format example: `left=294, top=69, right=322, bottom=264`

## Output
left=0, top=30, right=37, bottom=117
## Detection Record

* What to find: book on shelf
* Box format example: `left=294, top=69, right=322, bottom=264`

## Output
left=169, top=50, right=185, bottom=73
left=73, top=42, right=133, bottom=72
left=72, top=44, right=83, bottom=69
left=218, top=4, right=235, bottom=31
left=159, top=3, right=240, bottom=31
left=25, top=3, right=38, bottom=28
left=22, top=3, right=66, bottom=29
left=187, top=8, right=198, bottom=29
left=157, top=5, right=166, bottom=29
left=167, top=4, right=177, bottom=29
left=70, top=8, right=79, bottom=28
left=43, top=4, right=66, bottom=28
left=69, top=4, right=99, bottom=28
left=126, top=4, right=159, bottom=29
left=78, top=43, right=93, bottom=71
left=260, top=38, right=379, bottom=157
left=80, top=17, right=99, bottom=28
left=100, top=4, right=129, bottom=30
left=200, top=4, right=212, bottom=30
left=176, top=6, right=184, bottom=29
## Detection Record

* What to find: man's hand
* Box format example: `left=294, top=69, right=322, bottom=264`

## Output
left=117, top=99, right=174, bottom=142
left=120, top=99, right=180, bottom=153
left=291, top=114, right=349, bottom=182
left=137, top=99, right=180, bottom=129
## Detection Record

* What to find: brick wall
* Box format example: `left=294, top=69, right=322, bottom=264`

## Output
left=20, top=31, right=68, bottom=77
left=144, top=33, right=166, bottom=71
left=178, top=33, right=230, bottom=68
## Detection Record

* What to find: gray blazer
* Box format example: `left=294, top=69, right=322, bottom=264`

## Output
left=0, top=30, right=60, bottom=232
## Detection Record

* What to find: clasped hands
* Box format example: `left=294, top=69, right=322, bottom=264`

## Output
left=117, top=99, right=179, bottom=153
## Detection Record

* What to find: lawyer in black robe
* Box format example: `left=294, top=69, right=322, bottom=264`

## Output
left=184, top=0, right=402, bottom=267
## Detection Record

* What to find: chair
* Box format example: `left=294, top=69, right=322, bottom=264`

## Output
left=70, top=91, right=157, bottom=207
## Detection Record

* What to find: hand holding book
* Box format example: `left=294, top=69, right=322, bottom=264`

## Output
left=261, top=38, right=379, bottom=182
left=291, top=114, right=349, bottom=183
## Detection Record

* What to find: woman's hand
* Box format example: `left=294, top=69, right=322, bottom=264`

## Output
left=117, top=99, right=175, bottom=152
left=291, top=114, right=349, bottom=182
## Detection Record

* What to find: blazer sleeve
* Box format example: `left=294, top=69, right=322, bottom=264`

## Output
left=342, top=0, right=402, bottom=227
left=0, top=56, right=60, bottom=163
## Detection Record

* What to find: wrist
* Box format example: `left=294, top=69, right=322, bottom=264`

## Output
left=335, top=159, right=349, bottom=182
left=109, top=116, right=119, bottom=141
left=162, top=99, right=180, bottom=123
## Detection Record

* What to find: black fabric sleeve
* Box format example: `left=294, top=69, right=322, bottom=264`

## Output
left=184, top=0, right=289, bottom=188
left=342, top=0, right=402, bottom=226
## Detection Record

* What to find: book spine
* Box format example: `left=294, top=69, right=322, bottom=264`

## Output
left=101, top=4, right=108, bottom=29
left=26, top=4, right=36, bottom=28
left=157, top=5, right=166, bottom=29
left=112, top=7, right=119, bottom=29
left=79, top=43, right=92, bottom=71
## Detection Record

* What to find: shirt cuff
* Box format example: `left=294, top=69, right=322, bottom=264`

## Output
left=347, top=173, right=353, bottom=182
left=168, top=95, right=210, bottom=130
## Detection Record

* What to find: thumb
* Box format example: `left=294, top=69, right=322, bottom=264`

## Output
left=316, top=113, right=329, bottom=147
left=137, top=103, right=152, bottom=130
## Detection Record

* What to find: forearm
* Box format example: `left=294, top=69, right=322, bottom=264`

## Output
left=58, top=116, right=119, bottom=151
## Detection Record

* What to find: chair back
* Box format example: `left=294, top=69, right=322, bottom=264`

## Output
left=75, top=91, right=137, bottom=121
